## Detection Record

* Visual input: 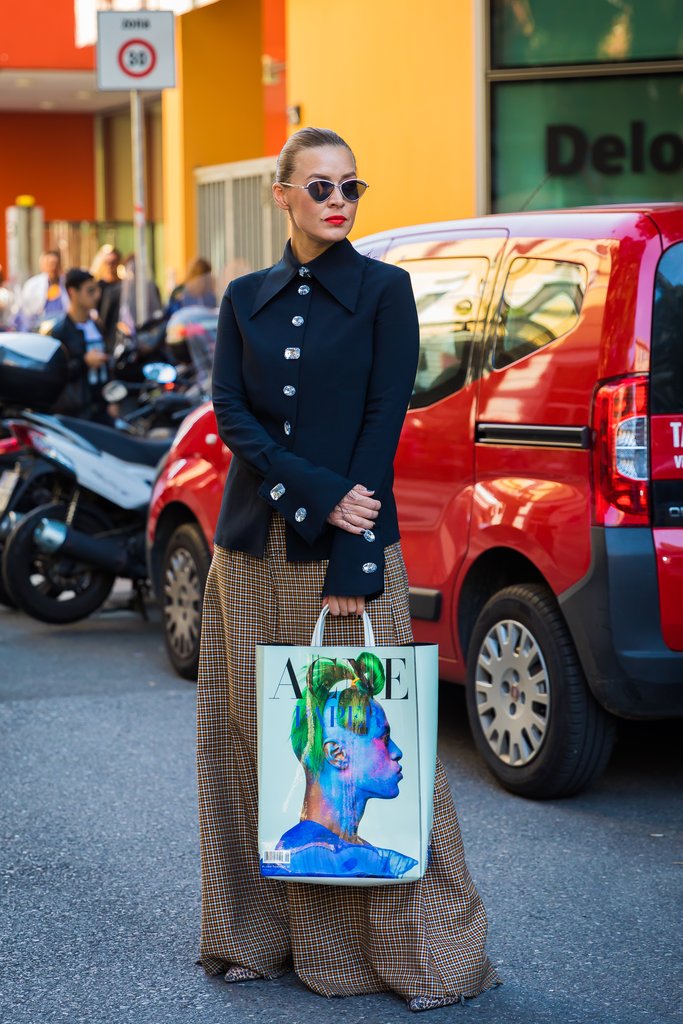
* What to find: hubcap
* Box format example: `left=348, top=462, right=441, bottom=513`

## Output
left=163, top=547, right=201, bottom=659
left=474, top=618, right=551, bottom=767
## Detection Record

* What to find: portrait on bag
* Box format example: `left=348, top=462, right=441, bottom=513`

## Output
left=258, top=649, right=425, bottom=881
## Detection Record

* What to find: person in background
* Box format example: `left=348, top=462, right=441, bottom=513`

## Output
left=0, top=265, right=15, bottom=330
left=118, top=254, right=163, bottom=336
left=50, top=269, right=110, bottom=421
left=15, top=250, right=69, bottom=332
left=167, top=257, right=216, bottom=315
left=91, top=245, right=123, bottom=353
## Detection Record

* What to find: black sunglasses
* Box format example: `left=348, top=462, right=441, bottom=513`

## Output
left=280, top=178, right=369, bottom=203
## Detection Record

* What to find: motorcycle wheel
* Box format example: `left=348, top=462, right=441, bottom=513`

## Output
left=0, top=473, right=59, bottom=610
left=2, top=502, right=116, bottom=624
left=0, top=551, right=16, bottom=608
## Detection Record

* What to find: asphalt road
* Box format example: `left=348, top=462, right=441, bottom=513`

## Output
left=1, top=595, right=681, bottom=1024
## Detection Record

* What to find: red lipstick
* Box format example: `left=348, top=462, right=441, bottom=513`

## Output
left=325, top=216, right=346, bottom=225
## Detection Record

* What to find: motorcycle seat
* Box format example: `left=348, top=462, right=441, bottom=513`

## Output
left=57, top=417, right=172, bottom=468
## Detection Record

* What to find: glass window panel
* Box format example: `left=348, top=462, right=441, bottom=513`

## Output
left=398, top=257, right=489, bottom=406
left=492, top=74, right=683, bottom=211
left=491, top=0, right=683, bottom=68
left=651, top=242, right=683, bottom=414
left=493, top=258, right=587, bottom=369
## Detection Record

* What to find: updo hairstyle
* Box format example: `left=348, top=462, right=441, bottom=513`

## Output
left=290, top=652, right=385, bottom=776
left=275, top=127, right=355, bottom=184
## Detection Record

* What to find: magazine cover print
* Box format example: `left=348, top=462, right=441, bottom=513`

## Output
left=257, top=644, right=428, bottom=884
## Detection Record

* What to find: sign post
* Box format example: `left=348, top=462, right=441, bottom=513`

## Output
left=96, top=11, right=176, bottom=326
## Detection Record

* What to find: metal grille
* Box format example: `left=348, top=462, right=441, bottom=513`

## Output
left=195, top=157, right=289, bottom=292
left=232, top=175, right=264, bottom=271
left=197, top=181, right=227, bottom=283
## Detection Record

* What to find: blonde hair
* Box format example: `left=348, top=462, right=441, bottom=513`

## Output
left=275, top=127, right=355, bottom=183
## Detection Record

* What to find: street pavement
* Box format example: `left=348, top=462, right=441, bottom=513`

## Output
left=1, top=595, right=681, bottom=1024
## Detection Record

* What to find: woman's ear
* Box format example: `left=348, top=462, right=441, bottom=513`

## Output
left=323, top=739, right=349, bottom=770
left=272, top=181, right=289, bottom=213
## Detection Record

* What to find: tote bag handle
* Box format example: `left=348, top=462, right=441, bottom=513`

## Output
left=311, top=605, right=376, bottom=647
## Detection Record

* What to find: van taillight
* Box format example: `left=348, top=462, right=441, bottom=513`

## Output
left=593, top=376, right=649, bottom=526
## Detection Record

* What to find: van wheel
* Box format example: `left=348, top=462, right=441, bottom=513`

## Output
left=161, top=523, right=211, bottom=681
left=465, top=584, right=615, bottom=799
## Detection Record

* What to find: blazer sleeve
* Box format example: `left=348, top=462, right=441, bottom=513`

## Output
left=322, top=269, right=419, bottom=598
left=212, top=285, right=353, bottom=543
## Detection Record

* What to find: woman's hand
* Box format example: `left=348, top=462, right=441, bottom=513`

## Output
left=326, top=484, right=381, bottom=534
left=323, top=595, right=366, bottom=617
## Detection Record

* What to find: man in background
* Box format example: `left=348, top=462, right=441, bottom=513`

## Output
left=15, top=250, right=69, bottom=332
left=50, top=268, right=110, bottom=421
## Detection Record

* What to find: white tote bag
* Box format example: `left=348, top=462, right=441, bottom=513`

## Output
left=256, top=607, right=439, bottom=885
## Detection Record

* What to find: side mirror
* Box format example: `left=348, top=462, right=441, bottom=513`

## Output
left=142, top=361, right=177, bottom=385
left=102, top=380, right=128, bottom=403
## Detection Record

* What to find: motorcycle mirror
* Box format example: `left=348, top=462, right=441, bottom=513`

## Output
left=142, top=362, right=177, bottom=385
left=102, top=380, right=128, bottom=403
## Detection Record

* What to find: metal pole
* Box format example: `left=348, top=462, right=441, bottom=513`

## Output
left=130, top=89, right=149, bottom=326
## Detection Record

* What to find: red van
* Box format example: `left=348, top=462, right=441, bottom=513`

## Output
left=147, top=205, right=683, bottom=798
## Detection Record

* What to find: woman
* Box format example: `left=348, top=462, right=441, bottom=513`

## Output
left=198, top=127, right=500, bottom=1012
left=167, top=257, right=216, bottom=315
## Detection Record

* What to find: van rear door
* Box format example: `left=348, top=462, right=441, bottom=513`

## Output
left=650, top=240, right=683, bottom=650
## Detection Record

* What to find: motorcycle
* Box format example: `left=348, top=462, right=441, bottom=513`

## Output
left=0, top=335, right=181, bottom=608
left=103, top=361, right=200, bottom=438
left=1, top=410, right=170, bottom=624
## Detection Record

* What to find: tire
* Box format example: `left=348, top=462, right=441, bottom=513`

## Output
left=2, top=502, right=115, bottom=624
left=0, top=473, right=59, bottom=610
left=0, top=555, right=16, bottom=608
left=465, top=583, right=616, bottom=799
left=161, top=522, right=211, bottom=681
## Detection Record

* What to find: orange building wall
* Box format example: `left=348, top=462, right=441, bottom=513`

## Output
left=0, top=112, right=95, bottom=270
left=262, top=0, right=287, bottom=155
left=162, top=0, right=265, bottom=281
left=286, top=0, right=478, bottom=240
left=0, top=0, right=94, bottom=70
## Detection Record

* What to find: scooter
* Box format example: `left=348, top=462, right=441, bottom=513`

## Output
left=103, top=361, right=201, bottom=438
left=1, top=411, right=170, bottom=624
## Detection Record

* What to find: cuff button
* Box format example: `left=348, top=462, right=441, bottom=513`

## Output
left=295, top=507, right=307, bottom=522
left=270, top=483, right=286, bottom=500
left=362, top=562, right=378, bottom=574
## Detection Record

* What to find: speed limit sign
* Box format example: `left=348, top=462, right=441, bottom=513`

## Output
left=118, top=39, right=157, bottom=79
left=97, top=11, right=175, bottom=91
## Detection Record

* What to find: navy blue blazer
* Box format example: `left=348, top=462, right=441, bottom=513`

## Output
left=211, top=238, right=419, bottom=598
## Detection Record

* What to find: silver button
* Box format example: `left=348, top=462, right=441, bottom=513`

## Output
left=295, top=507, right=307, bottom=522
left=362, top=562, right=378, bottom=574
left=298, top=284, right=310, bottom=296
left=299, top=266, right=311, bottom=277
left=270, top=483, right=285, bottom=500
left=284, top=420, right=291, bottom=436
left=284, top=347, right=300, bottom=360
left=363, top=530, right=376, bottom=542
left=292, top=315, right=304, bottom=327
left=283, top=385, right=296, bottom=396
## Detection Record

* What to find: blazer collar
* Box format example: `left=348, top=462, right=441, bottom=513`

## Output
left=251, top=239, right=364, bottom=316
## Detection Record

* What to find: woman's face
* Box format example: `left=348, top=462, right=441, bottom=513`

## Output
left=334, top=699, right=404, bottom=800
left=273, top=144, right=359, bottom=251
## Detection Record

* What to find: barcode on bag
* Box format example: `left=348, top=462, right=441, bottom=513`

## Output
left=263, top=849, right=291, bottom=864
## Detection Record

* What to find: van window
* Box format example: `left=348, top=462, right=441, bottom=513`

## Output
left=398, top=257, right=489, bottom=407
left=493, top=258, right=587, bottom=369
left=651, top=242, right=683, bottom=415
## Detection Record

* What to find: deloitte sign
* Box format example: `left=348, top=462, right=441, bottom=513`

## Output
left=547, top=121, right=683, bottom=177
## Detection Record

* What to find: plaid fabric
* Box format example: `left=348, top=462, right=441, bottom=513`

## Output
left=197, top=513, right=500, bottom=1001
